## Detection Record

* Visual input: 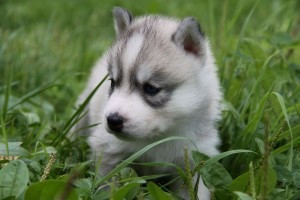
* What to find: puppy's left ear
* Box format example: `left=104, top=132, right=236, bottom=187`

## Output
left=112, top=7, right=133, bottom=36
left=172, top=17, right=206, bottom=56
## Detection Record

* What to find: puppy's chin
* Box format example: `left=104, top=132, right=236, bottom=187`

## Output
left=105, top=126, right=136, bottom=141
left=106, top=127, right=159, bottom=142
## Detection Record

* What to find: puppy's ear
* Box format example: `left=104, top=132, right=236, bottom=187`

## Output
left=112, top=7, right=133, bottom=36
left=172, top=17, right=205, bottom=56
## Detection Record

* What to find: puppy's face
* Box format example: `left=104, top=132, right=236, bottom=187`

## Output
left=103, top=30, right=207, bottom=140
left=102, top=9, right=208, bottom=140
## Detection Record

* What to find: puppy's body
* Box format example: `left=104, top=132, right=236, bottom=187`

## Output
left=76, top=8, right=221, bottom=200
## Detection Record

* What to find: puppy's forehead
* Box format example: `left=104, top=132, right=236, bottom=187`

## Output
left=108, top=17, right=190, bottom=84
left=134, top=43, right=191, bottom=83
left=108, top=17, right=175, bottom=75
left=122, top=33, right=144, bottom=73
left=108, top=32, right=144, bottom=80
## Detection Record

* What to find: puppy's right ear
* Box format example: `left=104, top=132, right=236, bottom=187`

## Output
left=172, top=17, right=205, bottom=57
left=112, top=7, right=133, bottom=36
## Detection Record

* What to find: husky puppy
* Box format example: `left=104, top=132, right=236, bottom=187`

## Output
left=75, top=7, right=222, bottom=200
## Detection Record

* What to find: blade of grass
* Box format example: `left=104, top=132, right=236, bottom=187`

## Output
left=0, top=115, right=9, bottom=157
left=240, top=52, right=278, bottom=120
left=202, top=149, right=256, bottom=168
left=52, top=75, right=108, bottom=145
left=94, top=136, right=189, bottom=188
left=272, top=92, right=294, bottom=171
left=1, top=63, right=12, bottom=120
left=8, top=83, right=61, bottom=110
left=235, top=0, right=259, bottom=52
left=272, top=136, right=300, bottom=155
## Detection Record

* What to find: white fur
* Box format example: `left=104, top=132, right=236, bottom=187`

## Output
left=75, top=11, right=222, bottom=200
left=103, top=90, right=167, bottom=139
left=122, top=33, right=144, bottom=74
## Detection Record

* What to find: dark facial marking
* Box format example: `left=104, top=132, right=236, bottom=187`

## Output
left=143, top=83, right=161, bottom=96
left=107, top=28, right=141, bottom=97
left=128, top=65, right=182, bottom=108
left=142, top=90, right=173, bottom=108
left=108, top=78, right=115, bottom=96
left=107, top=59, right=122, bottom=96
left=107, top=55, right=122, bottom=83
left=142, top=79, right=181, bottom=108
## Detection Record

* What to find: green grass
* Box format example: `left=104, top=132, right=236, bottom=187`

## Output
left=0, top=0, right=300, bottom=199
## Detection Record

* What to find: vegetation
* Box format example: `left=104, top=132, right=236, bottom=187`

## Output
left=0, top=0, right=299, bottom=199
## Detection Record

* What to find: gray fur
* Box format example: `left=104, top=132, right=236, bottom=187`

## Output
left=108, top=51, right=123, bottom=89
left=108, top=16, right=185, bottom=107
left=113, top=7, right=133, bottom=36
left=75, top=8, right=222, bottom=200
left=172, top=17, right=205, bottom=56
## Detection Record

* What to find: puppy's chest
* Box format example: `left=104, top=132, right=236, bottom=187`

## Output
left=130, top=144, right=185, bottom=175
left=132, top=155, right=178, bottom=176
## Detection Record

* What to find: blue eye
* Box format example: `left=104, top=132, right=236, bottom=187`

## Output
left=143, top=83, right=161, bottom=95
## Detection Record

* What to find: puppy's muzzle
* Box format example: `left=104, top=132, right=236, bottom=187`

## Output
left=107, top=112, right=124, bottom=132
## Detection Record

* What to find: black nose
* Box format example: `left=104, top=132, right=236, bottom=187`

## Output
left=107, top=113, right=124, bottom=132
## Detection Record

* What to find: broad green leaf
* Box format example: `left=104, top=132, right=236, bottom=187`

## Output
left=271, top=33, right=295, bottom=46
left=274, top=166, right=292, bottom=183
left=92, top=190, right=110, bottom=200
left=112, top=182, right=140, bottom=200
left=119, top=167, right=138, bottom=180
left=0, top=142, right=30, bottom=156
left=28, top=160, right=42, bottom=174
left=20, top=111, right=40, bottom=125
left=74, top=178, right=92, bottom=198
left=200, top=162, right=232, bottom=190
left=268, top=188, right=287, bottom=200
left=0, top=160, right=29, bottom=199
left=291, top=190, right=300, bottom=200
left=24, top=180, right=78, bottom=200
left=147, top=182, right=172, bottom=200
left=255, top=138, right=264, bottom=155
left=234, top=191, right=254, bottom=200
left=214, top=189, right=235, bottom=200
left=255, top=167, right=277, bottom=195
left=293, top=169, right=300, bottom=188
left=230, top=172, right=249, bottom=192
left=192, top=150, right=254, bottom=190
left=230, top=167, right=277, bottom=195
left=192, top=151, right=209, bottom=163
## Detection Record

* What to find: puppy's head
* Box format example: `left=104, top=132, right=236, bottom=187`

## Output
left=104, top=7, right=213, bottom=140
